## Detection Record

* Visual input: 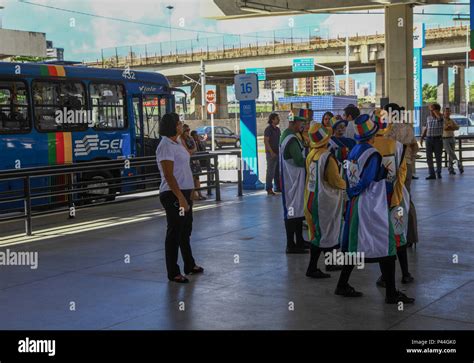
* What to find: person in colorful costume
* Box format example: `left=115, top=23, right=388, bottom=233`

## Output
left=280, top=111, right=310, bottom=254
left=342, top=114, right=415, bottom=304
left=304, top=124, right=362, bottom=297
left=293, top=109, right=312, bottom=158
left=372, top=109, right=414, bottom=287
left=328, top=116, right=356, bottom=166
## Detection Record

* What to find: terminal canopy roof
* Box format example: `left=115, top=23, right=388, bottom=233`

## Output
left=210, top=0, right=452, bottom=19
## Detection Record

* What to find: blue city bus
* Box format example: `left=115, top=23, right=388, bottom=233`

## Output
left=0, top=62, right=185, bottom=210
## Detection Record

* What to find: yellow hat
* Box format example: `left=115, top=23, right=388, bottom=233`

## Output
left=308, top=123, right=332, bottom=148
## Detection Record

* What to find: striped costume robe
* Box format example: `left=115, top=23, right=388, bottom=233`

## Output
left=342, top=143, right=397, bottom=261
left=373, top=136, right=410, bottom=248
left=304, top=147, right=345, bottom=250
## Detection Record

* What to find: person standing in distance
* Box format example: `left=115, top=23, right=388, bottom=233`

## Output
left=264, top=113, right=281, bottom=195
left=442, top=107, right=463, bottom=175
left=420, top=103, right=444, bottom=179
left=156, top=113, right=204, bottom=283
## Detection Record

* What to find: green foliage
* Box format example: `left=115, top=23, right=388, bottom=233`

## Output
left=422, top=83, right=437, bottom=103
left=10, top=56, right=49, bottom=63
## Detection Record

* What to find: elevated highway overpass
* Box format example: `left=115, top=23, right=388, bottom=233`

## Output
left=87, top=26, right=469, bottom=118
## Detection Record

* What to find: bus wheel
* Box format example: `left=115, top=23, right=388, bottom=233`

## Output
left=82, top=171, right=116, bottom=203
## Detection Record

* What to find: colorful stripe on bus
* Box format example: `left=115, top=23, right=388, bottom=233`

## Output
left=39, top=65, right=67, bottom=77
left=47, top=132, right=73, bottom=165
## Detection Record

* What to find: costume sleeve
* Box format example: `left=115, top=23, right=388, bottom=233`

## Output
left=391, top=155, right=407, bottom=208
left=286, top=138, right=306, bottom=168
left=347, top=153, right=382, bottom=198
left=325, top=155, right=346, bottom=190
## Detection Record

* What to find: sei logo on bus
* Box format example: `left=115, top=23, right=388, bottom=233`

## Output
left=74, top=135, right=123, bottom=156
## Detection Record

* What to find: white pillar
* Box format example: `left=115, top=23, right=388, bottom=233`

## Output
left=384, top=4, right=414, bottom=110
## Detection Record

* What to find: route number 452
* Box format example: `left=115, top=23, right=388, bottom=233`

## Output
left=240, top=82, right=252, bottom=94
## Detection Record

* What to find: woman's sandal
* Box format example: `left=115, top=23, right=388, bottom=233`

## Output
left=170, top=274, right=189, bottom=283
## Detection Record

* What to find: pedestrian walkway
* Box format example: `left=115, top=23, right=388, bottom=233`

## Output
left=0, top=169, right=473, bottom=330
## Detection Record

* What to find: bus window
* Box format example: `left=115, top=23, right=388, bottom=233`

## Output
left=90, top=83, right=126, bottom=130
left=0, top=81, right=30, bottom=133
left=33, top=81, right=87, bottom=132
left=142, top=96, right=164, bottom=139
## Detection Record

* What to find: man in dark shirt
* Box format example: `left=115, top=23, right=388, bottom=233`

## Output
left=264, top=113, right=281, bottom=195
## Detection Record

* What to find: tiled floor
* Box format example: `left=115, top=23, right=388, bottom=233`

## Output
left=0, top=168, right=473, bottom=330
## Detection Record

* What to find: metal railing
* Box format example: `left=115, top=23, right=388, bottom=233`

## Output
left=86, top=25, right=469, bottom=68
left=0, top=151, right=243, bottom=236
left=416, top=135, right=474, bottom=165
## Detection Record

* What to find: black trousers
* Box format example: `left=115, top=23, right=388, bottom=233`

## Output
left=426, top=136, right=443, bottom=176
left=284, top=217, right=305, bottom=248
left=159, top=189, right=196, bottom=280
left=379, top=257, right=397, bottom=299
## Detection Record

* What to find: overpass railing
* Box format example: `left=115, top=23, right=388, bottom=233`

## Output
left=0, top=151, right=243, bottom=236
left=87, top=25, right=469, bottom=68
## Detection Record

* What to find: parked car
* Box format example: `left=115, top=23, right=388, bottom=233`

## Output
left=450, top=114, right=474, bottom=137
left=195, top=126, right=241, bottom=149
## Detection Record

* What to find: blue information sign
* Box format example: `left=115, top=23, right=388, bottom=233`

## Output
left=245, top=67, right=266, bottom=81
left=292, top=58, right=314, bottom=72
left=239, top=100, right=264, bottom=190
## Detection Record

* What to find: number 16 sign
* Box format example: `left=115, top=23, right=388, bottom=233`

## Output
left=234, top=73, right=259, bottom=101
left=234, top=73, right=263, bottom=190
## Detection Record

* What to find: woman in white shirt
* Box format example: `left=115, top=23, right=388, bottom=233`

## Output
left=156, top=113, right=204, bottom=283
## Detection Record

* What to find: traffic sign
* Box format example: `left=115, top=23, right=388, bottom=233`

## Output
left=413, top=23, right=425, bottom=49
left=206, top=89, right=216, bottom=103
left=234, top=73, right=259, bottom=101
left=292, top=58, right=314, bottom=72
left=246, top=67, right=266, bottom=81
left=207, top=102, right=216, bottom=114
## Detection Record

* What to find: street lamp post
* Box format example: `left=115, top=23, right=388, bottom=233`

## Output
left=166, top=5, right=174, bottom=52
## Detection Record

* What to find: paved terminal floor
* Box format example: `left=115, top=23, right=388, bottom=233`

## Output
left=0, top=167, right=473, bottom=330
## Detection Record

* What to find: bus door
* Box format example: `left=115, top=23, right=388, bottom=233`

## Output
left=132, top=95, right=167, bottom=157
left=132, top=95, right=168, bottom=181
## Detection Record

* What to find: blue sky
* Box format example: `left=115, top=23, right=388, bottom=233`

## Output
left=1, top=0, right=471, bottom=87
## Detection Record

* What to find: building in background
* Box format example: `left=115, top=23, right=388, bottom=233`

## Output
left=0, top=1, right=47, bottom=60
left=263, top=79, right=295, bottom=94
left=339, top=77, right=356, bottom=95
left=46, top=40, right=64, bottom=61
left=314, top=75, right=335, bottom=95
left=296, top=77, right=313, bottom=95
left=357, top=85, right=369, bottom=97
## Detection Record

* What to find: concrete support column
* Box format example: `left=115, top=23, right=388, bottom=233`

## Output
left=375, top=61, right=385, bottom=101
left=216, top=84, right=229, bottom=119
left=437, top=66, right=449, bottom=108
left=191, top=85, right=205, bottom=120
left=454, top=65, right=466, bottom=110
left=384, top=4, right=414, bottom=110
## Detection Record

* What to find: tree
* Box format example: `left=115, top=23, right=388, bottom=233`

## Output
left=422, top=83, right=437, bottom=103
left=10, top=56, right=49, bottom=63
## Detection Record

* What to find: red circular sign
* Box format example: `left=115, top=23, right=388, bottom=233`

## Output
left=206, top=90, right=216, bottom=103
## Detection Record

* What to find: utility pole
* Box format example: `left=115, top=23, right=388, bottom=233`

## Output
left=200, top=60, right=206, bottom=121
left=166, top=5, right=174, bottom=47
left=345, top=35, right=350, bottom=96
